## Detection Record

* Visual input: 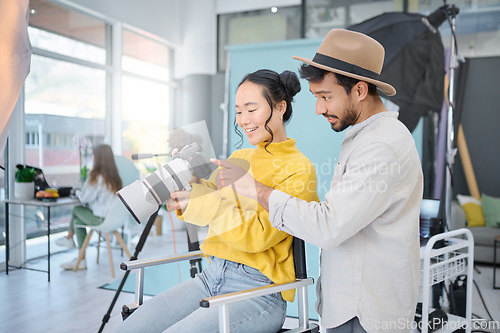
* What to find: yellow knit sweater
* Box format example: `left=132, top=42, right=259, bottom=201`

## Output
left=176, top=138, right=319, bottom=301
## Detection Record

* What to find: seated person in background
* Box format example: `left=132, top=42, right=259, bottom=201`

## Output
left=116, top=69, right=319, bottom=333
left=55, top=144, right=122, bottom=270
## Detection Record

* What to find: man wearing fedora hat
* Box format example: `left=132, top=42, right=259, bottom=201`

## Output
left=212, top=29, right=423, bottom=332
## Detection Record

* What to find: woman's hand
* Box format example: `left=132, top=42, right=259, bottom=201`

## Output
left=165, top=190, right=191, bottom=211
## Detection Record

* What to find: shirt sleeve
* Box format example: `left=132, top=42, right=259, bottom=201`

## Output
left=269, top=142, right=400, bottom=249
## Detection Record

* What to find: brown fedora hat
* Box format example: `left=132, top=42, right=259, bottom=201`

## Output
left=293, top=29, right=396, bottom=96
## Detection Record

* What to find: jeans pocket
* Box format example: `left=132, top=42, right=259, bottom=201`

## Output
left=239, top=264, right=272, bottom=284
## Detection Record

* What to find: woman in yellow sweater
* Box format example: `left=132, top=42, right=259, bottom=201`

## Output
left=117, top=69, right=319, bottom=333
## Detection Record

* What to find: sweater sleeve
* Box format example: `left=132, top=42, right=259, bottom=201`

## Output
left=178, top=166, right=318, bottom=253
left=76, top=177, right=102, bottom=204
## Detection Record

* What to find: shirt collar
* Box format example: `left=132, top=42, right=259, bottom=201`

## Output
left=345, top=111, right=399, bottom=140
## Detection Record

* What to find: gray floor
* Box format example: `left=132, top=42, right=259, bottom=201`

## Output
left=0, top=223, right=499, bottom=333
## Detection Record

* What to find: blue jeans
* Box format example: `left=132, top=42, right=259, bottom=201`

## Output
left=116, top=256, right=287, bottom=333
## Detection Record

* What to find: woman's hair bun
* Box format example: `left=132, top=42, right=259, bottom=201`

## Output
left=279, top=70, right=301, bottom=99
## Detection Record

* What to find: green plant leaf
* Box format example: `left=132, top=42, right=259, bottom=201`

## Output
left=15, top=166, right=36, bottom=183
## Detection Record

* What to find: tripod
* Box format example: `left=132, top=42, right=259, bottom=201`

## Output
left=97, top=208, right=204, bottom=332
left=97, top=208, right=159, bottom=333
left=186, top=223, right=203, bottom=278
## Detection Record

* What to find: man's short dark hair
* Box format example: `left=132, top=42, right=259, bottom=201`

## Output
left=298, top=64, right=378, bottom=96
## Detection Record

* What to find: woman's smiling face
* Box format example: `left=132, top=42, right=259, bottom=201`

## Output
left=235, top=81, right=285, bottom=145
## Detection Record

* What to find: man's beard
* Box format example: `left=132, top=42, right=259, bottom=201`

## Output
left=331, top=106, right=357, bottom=132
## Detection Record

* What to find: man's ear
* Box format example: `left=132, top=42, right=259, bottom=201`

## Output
left=353, top=81, right=369, bottom=101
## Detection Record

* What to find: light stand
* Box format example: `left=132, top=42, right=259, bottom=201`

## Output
left=424, top=3, right=460, bottom=312
left=443, top=4, right=460, bottom=231
left=425, top=3, right=460, bottom=229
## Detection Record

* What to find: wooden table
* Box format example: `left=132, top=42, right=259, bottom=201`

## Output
left=3, top=197, right=79, bottom=281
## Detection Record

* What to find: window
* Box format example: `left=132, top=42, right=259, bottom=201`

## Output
left=25, top=55, right=106, bottom=173
left=121, top=28, right=172, bottom=161
left=122, top=29, right=170, bottom=81
left=28, top=0, right=106, bottom=64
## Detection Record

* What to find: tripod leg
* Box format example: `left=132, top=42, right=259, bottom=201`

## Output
left=186, top=224, right=202, bottom=278
left=98, top=208, right=160, bottom=333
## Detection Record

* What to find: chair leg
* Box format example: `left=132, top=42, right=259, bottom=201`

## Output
left=113, top=230, right=132, bottom=259
left=105, top=232, right=115, bottom=278
left=74, top=230, right=93, bottom=272
left=97, top=231, right=101, bottom=264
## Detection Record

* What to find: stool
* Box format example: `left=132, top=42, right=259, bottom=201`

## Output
left=494, top=235, right=500, bottom=289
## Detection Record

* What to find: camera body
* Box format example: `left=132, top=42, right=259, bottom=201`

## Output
left=117, top=142, right=212, bottom=223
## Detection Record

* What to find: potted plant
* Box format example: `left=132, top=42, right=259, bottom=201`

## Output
left=14, top=164, right=36, bottom=200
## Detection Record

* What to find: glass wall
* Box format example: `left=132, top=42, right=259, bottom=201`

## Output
left=0, top=0, right=174, bottom=262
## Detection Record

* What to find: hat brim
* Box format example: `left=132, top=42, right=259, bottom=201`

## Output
left=292, top=55, right=396, bottom=96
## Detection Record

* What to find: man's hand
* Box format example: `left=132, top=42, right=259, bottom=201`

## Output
left=211, top=158, right=257, bottom=199
left=165, top=190, right=190, bottom=211
left=210, top=158, right=273, bottom=211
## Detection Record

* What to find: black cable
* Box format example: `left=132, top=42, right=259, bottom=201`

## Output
left=447, top=14, right=460, bottom=57
left=446, top=274, right=497, bottom=332
left=473, top=279, right=495, bottom=322
left=444, top=280, right=458, bottom=315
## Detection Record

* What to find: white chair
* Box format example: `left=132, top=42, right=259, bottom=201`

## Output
left=73, top=156, right=142, bottom=277
left=73, top=198, right=132, bottom=277
left=120, top=238, right=319, bottom=332
left=115, top=155, right=140, bottom=187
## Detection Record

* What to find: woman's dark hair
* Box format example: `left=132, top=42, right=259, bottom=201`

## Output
left=298, top=63, right=378, bottom=95
left=88, top=144, right=122, bottom=192
left=234, top=69, right=301, bottom=151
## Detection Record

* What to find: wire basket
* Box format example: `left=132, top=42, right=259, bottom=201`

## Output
left=420, top=250, right=467, bottom=286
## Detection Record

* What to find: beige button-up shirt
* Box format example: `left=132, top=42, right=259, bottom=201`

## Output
left=269, top=112, right=423, bottom=332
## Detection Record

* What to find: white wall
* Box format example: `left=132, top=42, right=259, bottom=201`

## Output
left=176, top=0, right=217, bottom=78
left=215, top=0, right=300, bottom=14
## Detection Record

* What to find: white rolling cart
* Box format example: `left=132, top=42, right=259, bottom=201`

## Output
left=418, top=228, right=474, bottom=333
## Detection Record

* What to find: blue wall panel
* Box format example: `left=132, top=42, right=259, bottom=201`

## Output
left=226, top=38, right=423, bottom=321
